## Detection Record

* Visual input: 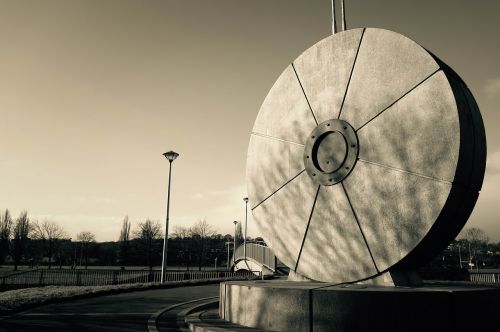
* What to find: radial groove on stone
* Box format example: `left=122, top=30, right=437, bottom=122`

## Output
left=343, top=161, right=452, bottom=272
left=295, top=185, right=378, bottom=283
left=356, top=71, right=460, bottom=183
left=252, top=64, right=317, bottom=145
left=294, top=185, right=320, bottom=272
left=339, top=28, right=440, bottom=130
left=292, top=28, right=364, bottom=124
left=252, top=172, right=319, bottom=270
left=247, top=134, right=305, bottom=209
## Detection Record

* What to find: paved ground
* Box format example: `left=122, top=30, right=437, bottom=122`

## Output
left=0, top=284, right=219, bottom=331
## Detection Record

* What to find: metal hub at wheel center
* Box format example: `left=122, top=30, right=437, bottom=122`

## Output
left=304, top=119, right=359, bottom=186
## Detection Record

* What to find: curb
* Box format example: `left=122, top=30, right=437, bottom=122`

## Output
left=147, top=296, right=218, bottom=332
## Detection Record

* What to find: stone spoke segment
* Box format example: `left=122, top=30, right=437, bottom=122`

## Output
left=295, top=184, right=378, bottom=283
left=252, top=64, right=317, bottom=145
left=356, top=71, right=459, bottom=183
left=247, top=134, right=305, bottom=209
left=339, top=28, right=440, bottom=130
left=343, top=161, right=452, bottom=272
left=292, top=28, right=365, bottom=124
left=251, top=172, right=318, bottom=271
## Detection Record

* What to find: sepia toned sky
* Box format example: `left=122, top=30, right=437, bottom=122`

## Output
left=0, top=0, right=499, bottom=241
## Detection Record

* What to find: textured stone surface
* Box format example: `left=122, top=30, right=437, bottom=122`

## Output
left=220, top=281, right=500, bottom=332
left=343, top=161, right=452, bottom=272
left=356, top=71, right=460, bottom=182
left=293, top=29, right=364, bottom=123
left=247, top=134, right=305, bottom=209
left=296, top=184, right=377, bottom=282
left=340, top=28, right=440, bottom=130
left=252, top=172, right=318, bottom=270
left=221, top=281, right=325, bottom=331
left=247, top=28, right=486, bottom=283
left=251, top=65, right=316, bottom=145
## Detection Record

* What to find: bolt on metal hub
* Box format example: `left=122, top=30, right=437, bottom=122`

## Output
left=304, top=119, right=359, bottom=186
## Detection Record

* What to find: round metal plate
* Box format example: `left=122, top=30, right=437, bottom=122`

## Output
left=304, top=119, right=358, bottom=186
left=246, top=28, right=486, bottom=283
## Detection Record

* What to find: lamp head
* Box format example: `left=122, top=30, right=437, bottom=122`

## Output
left=163, top=150, right=179, bottom=162
left=243, top=197, right=249, bottom=203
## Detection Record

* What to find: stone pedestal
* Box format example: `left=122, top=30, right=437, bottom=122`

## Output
left=219, top=280, right=500, bottom=332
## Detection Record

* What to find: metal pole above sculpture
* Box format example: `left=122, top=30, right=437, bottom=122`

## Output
left=243, top=197, right=249, bottom=261
left=225, top=241, right=231, bottom=271
left=232, top=220, right=238, bottom=267
left=160, top=150, right=179, bottom=283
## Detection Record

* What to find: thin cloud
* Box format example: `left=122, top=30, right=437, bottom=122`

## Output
left=175, top=184, right=254, bottom=236
left=192, top=193, right=204, bottom=199
left=34, top=214, right=123, bottom=241
left=71, top=196, right=118, bottom=204
left=484, top=78, right=500, bottom=98
left=486, top=150, right=500, bottom=176
left=0, top=159, right=19, bottom=166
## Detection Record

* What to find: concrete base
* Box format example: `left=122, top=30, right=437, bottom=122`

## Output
left=219, top=280, right=500, bottom=332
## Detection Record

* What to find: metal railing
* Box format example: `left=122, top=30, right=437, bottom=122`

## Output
left=0, top=269, right=256, bottom=292
left=232, top=243, right=276, bottom=271
left=470, top=272, right=500, bottom=284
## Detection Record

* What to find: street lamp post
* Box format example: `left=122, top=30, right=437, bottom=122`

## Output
left=243, top=197, right=249, bottom=261
left=161, top=150, right=179, bottom=283
left=225, top=241, right=231, bottom=271
left=233, top=220, right=238, bottom=267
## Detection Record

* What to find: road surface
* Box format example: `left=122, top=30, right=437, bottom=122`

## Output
left=0, top=284, right=219, bottom=331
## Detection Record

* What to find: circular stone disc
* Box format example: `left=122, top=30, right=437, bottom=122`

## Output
left=246, top=28, right=486, bottom=283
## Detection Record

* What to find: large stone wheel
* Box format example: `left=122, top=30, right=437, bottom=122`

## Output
left=246, top=28, right=486, bottom=283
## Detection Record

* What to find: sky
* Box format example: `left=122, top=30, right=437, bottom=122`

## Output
left=0, top=0, right=499, bottom=242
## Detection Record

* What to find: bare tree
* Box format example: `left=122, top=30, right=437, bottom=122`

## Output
left=0, top=209, right=13, bottom=265
left=235, top=221, right=243, bottom=247
left=190, top=219, right=216, bottom=271
left=77, top=231, right=96, bottom=269
left=172, top=226, right=190, bottom=239
left=461, top=227, right=489, bottom=245
left=12, top=211, right=30, bottom=271
left=191, top=219, right=216, bottom=239
left=32, top=220, right=67, bottom=269
left=119, top=216, right=131, bottom=241
left=460, top=227, right=489, bottom=269
left=118, top=216, right=131, bottom=266
left=134, top=219, right=162, bottom=270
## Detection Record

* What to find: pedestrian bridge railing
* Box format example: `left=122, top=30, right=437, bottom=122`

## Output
left=0, top=269, right=256, bottom=292
left=232, top=243, right=276, bottom=272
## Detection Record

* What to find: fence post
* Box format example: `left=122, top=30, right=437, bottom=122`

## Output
left=76, top=270, right=82, bottom=286
left=112, top=270, right=118, bottom=285
left=38, top=270, right=44, bottom=286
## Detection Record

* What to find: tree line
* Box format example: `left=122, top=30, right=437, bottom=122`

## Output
left=419, top=227, right=500, bottom=279
left=8, top=208, right=496, bottom=275
left=0, top=210, right=248, bottom=271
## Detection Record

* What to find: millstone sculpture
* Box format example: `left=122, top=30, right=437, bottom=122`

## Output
left=246, top=28, right=486, bottom=283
